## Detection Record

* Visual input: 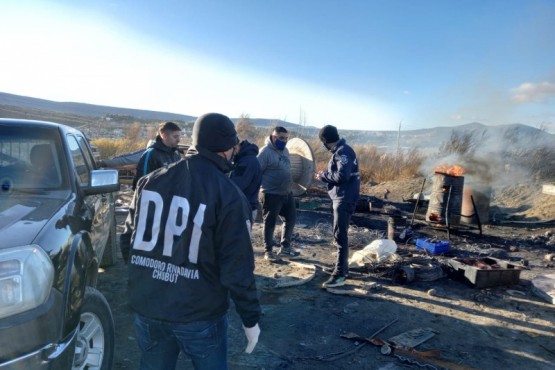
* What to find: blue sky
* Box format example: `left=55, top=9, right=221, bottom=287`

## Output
left=1, top=0, right=555, bottom=132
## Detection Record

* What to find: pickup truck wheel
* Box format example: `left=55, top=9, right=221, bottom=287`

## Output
left=72, top=287, right=115, bottom=370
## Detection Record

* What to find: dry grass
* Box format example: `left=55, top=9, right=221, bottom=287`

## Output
left=505, top=146, right=555, bottom=182
left=438, top=129, right=488, bottom=157
left=92, top=138, right=146, bottom=160
left=268, top=135, right=424, bottom=184
left=92, top=122, right=153, bottom=159
left=94, top=124, right=551, bottom=185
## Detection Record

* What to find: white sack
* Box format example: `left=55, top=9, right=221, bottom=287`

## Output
left=348, top=239, right=398, bottom=267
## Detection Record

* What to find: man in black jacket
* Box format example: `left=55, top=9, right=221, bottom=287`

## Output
left=132, top=121, right=182, bottom=190
left=230, top=139, right=263, bottom=222
left=316, top=125, right=360, bottom=288
left=125, top=113, right=261, bottom=369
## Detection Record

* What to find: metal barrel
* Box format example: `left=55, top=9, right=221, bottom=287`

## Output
left=461, top=183, right=492, bottom=225
left=388, top=215, right=407, bottom=241
left=425, top=172, right=464, bottom=226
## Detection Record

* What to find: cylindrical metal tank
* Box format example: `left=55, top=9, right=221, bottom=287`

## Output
left=426, top=172, right=464, bottom=226
left=461, top=183, right=492, bottom=225
left=388, top=215, right=407, bottom=241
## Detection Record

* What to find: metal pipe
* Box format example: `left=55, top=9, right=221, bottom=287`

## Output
left=411, top=177, right=427, bottom=227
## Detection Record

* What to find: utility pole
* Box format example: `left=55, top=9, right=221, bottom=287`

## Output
left=298, top=106, right=307, bottom=138
left=396, top=120, right=402, bottom=156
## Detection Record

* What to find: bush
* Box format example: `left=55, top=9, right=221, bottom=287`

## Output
left=356, top=146, right=424, bottom=183
left=275, top=135, right=424, bottom=184
left=505, top=146, right=555, bottom=182
left=93, top=127, right=426, bottom=183
left=438, top=129, right=488, bottom=157
left=92, top=138, right=146, bottom=160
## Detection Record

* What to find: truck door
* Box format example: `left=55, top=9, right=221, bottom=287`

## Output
left=66, top=134, right=111, bottom=260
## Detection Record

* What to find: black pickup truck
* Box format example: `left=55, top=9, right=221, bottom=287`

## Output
left=0, top=119, right=119, bottom=369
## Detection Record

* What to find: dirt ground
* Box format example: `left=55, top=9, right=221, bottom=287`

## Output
left=98, top=177, right=555, bottom=370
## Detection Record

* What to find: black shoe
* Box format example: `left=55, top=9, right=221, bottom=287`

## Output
left=264, top=251, right=280, bottom=262
left=279, top=247, right=300, bottom=258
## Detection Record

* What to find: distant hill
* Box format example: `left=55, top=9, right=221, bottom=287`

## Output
left=341, top=121, right=554, bottom=152
left=0, top=92, right=197, bottom=122
left=1, top=91, right=552, bottom=152
left=0, top=92, right=309, bottom=131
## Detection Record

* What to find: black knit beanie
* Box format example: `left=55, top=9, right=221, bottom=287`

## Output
left=192, top=113, right=239, bottom=152
left=319, top=125, right=340, bottom=144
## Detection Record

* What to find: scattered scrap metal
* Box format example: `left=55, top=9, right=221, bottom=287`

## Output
left=342, top=325, right=478, bottom=370
left=272, top=261, right=316, bottom=288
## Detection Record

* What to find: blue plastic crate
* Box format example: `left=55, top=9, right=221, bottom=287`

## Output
left=416, top=238, right=450, bottom=254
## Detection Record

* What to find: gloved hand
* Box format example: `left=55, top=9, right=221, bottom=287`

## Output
left=243, top=323, right=260, bottom=354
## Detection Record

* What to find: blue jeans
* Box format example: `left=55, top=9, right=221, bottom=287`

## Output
left=333, top=201, right=356, bottom=277
left=134, top=313, right=228, bottom=370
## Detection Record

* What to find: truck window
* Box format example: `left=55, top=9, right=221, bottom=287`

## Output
left=67, top=135, right=92, bottom=185
left=75, top=134, right=96, bottom=171
left=0, top=126, right=65, bottom=190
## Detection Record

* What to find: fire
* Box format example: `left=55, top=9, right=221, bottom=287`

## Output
left=435, top=164, right=465, bottom=177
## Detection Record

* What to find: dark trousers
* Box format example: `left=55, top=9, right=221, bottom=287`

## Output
left=261, top=192, right=297, bottom=252
left=333, top=201, right=356, bottom=277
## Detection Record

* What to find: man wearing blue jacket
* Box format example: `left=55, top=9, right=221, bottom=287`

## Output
left=126, top=113, right=261, bottom=369
left=316, top=125, right=360, bottom=288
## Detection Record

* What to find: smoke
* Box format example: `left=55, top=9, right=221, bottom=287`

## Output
left=420, top=126, right=554, bottom=189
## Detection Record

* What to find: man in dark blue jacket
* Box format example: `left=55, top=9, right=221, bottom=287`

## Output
left=316, top=125, right=360, bottom=288
left=230, top=140, right=263, bottom=222
left=125, top=113, right=261, bottom=369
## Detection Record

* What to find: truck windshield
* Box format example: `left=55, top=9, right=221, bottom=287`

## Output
left=0, top=126, right=69, bottom=193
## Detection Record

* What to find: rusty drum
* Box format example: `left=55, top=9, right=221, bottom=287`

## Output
left=461, top=183, right=492, bottom=225
left=426, top=172, right=464, bottom=226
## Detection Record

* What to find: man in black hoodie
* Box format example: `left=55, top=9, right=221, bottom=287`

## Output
left=125, top=113, right=261, bottom=369
left=230, top=139, right=263, bottom=222
left=132, top=121, right=182, bottom=190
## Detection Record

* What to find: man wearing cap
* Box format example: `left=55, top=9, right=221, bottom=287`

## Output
left=257, top=126, right=299, bottom=261
left=316, top=125, right=360, bottom=288
left=132, top=121, right=182, bottom=190
left=125, top=113, right=261, bottom=369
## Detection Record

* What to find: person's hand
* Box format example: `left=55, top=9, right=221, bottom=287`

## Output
left=315, top=170, right=324, bottom=180
left=243, top=323, right=260, bottom=354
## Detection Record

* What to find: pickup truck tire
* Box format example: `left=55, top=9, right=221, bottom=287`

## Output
left=72, top=287, right=115, bottom=370
left=100, top=211, right=118, bottom=267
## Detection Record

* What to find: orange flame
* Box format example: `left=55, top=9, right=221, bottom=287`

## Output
left=434, top=164, right=465, bottom=177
